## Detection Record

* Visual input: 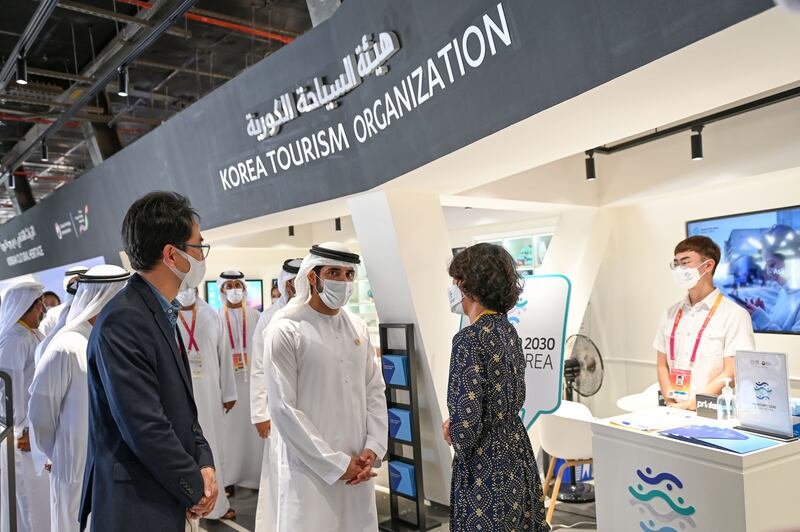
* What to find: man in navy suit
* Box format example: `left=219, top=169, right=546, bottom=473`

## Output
left=80, top=191, right=218, bottom=531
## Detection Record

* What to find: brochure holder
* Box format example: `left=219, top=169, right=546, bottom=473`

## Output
left=378, top=324, right=442, bottom=532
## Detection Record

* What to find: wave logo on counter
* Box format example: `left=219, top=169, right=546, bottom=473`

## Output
left=754, top=381, right=773, bottom=401
left=628, top=467, right=696, bottom=532
left=507, top=298, right=528, bottom=324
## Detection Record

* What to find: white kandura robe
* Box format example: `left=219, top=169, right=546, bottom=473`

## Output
left=265, top=305, right=388, bottom=532
left=250, top=303, right=283, bottom=426
left=251, top=302, right=284, bottom=532
left=0, top=323, right=51, bottom=532
left=35, top=303, right=72, bottom=367
left=27, top=323, right=91, bottom=532
left=178, top=301, right=237, bottom=519
left=218, top=304, right=263, bottom=488
left=38, top=302, right=68, bottom=337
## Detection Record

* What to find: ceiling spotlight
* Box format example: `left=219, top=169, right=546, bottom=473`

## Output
left=335, top=217, right=342, bottom=231
left=585, top=150, right=596, bottom=181
left=117, top=66, right=129, bottom=97
left=16, top=52, right=28, bottom=85
left=41, top=140, right=48, bottom=162
left=288, top=225, right=295, bottom=237
left=691, top=126, right=704, bottom=161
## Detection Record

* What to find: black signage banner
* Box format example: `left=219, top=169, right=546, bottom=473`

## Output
left=0, top=0, right=773, bottom=279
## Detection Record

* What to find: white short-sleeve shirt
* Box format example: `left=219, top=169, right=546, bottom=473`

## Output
left=653, top=289, right=755, bottom=397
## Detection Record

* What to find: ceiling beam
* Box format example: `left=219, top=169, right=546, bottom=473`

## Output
left=56, top=0, right=192, bottom=39
left=115, top=0, right=294, bottom=44
left=0, top=93, right=105, bottom=115
left=133, top=58, right=232, bottom=80
left=28, top=66, right=92, bottom=84
left=0, top=0, right=59, bottom=94
left=1, top=0, right=199, bottom=201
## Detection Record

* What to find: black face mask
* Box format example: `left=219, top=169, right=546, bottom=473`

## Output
left=66, top=281, right=78, bottom=295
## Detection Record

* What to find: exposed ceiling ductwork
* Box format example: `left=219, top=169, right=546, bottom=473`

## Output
left=0, top=0, right=311, bottom=220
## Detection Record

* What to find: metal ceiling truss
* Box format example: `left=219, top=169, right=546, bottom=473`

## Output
left=1, top=0, right=199, bottom=201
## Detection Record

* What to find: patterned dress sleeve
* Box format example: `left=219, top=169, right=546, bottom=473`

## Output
left=447, top=330, right=486, bottom=460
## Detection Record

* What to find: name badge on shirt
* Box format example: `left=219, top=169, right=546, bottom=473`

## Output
left=188, top=351, right=203, bottom=379
left=669, top=368, right=692, bottom=400
left=233, top=352, right=248, bottom=372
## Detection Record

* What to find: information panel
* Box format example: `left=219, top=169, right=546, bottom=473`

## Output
left=509, top=275, right=571, bottom=429
left=735, top=350, right=793, bottom=437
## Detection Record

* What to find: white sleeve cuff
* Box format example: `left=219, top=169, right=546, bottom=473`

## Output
left=321, top=452, right=351, bottom=486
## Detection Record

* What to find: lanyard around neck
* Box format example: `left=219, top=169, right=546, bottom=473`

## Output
left=472, top=309, right=497, bottom=324
left=179, top=307, right=199, bottom=351
left=224, top=304, right=247, bottom=351
left=17, top=319, right=38, bottom=338
left=669, top=292, right=724, bottom=366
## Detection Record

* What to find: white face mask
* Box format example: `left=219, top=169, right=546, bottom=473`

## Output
left=176, top=289, right=197, bottom=307
left=316, top=276, right=353, bottom=310
left=671, top=260, right=710, bottom=290
left=165, top=247, right=207, bottom=292
left=448, top=284, right=466, bottom=316
left=226, top=287, right=245, bottom=305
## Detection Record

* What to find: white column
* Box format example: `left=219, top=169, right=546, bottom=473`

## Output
left=348, top=189, right=457, bottom=505
left=539, top=207, right=614, bottom=336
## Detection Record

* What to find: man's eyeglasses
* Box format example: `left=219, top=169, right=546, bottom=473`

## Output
left=181, top=243, right=211, bottom=259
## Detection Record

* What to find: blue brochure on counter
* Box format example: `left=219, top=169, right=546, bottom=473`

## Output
left=659, top=425, right=780, bottom=454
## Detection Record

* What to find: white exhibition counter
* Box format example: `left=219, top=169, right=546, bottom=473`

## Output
left=592, top=411, right=800, bottom=532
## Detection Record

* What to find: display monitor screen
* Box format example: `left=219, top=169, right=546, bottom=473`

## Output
left=686, top=205, right=800, bottom=334
left=205, top=280, right=264, bottom=311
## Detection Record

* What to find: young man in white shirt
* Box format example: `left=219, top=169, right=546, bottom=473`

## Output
left=654, top=236, right=755, bottom=410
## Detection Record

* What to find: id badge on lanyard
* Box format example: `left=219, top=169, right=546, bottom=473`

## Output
left=668, top=292, right=723, bottom=400
left=226, top=305, right=248, bottom=376
left=188, top=351, right=204, bottom=379
left=180, top=309, right=203, bottom=379
left=669, top=368, right=692, bottom=401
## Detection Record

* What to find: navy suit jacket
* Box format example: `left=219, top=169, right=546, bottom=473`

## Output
left=80, top=273, right=214, bottom=531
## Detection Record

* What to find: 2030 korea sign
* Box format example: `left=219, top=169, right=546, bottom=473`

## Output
left=509, top=275, right=571, bottom=429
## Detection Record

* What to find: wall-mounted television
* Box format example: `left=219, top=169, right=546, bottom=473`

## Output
left=205, top=279, right=264, bottom=312
left=686, top=205, right=800, bottom=334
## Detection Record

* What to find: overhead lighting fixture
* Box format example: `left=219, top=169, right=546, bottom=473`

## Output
left=585, top=150, right=596, bottom=181
left=41, top=140, right=48, bottom=162
left=335, top=217, right=342, bottom=231
left=691, top=126, right=704, bottom=161
left=117, top=66, right=129, bottom=97
left=16, top=51, right=28, bottom=85
left=288, top=225, right=295, bottom=237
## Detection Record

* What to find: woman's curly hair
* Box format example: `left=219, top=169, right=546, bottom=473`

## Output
left=448, top=243, right=523, bottom=313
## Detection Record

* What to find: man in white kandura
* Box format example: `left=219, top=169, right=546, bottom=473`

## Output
left=176, top=286, right=238, bottom=520
left=218, top=270, right=263, bottom=491
left=0, top=282, right=51, bottom=532
left=36, top=265, right=88, bottom=364
left=251, top=258, right=301, bottom=532
left=265, top=243, right=388, bottom=532
left=27, top=265, right=130, bottom=532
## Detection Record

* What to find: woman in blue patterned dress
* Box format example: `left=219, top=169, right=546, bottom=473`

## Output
left=444, top=243, right=549, bottom=532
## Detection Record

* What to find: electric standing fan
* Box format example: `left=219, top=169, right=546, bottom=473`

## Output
left=557, top=334, right=604, bottom=503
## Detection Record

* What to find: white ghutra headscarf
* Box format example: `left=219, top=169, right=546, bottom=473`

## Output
left=0, top=282, right=44, bottom=337
left=271, top=242, right=360, bottom=323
